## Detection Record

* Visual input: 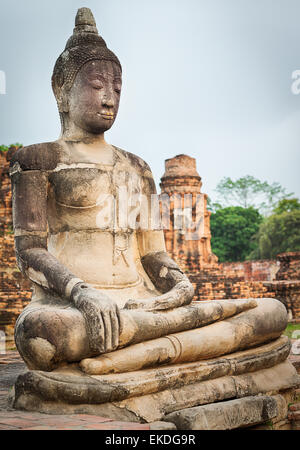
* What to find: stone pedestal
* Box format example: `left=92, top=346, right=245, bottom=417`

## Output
left=10, top=336, right=300, bottom=429
left=10, top=298, right=300, bottom=429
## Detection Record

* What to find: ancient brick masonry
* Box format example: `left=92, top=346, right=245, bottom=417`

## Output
left=188, top=267, right=276, bottom=302
left=159, top=155, right=276, bottom=302
left=160, top=154, right=218, bottom=272
left=264, top=252, right=300, bottom=319
left=0, top=147, right=31, bottom=339
left=160, top=155, right=300, bottom=317
left=220, top=259, right=279, bottom=282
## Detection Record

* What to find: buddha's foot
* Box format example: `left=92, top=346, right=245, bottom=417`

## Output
left=117, top=297, right=258, bottom=348
left=81, top=297, right=287, bottom=375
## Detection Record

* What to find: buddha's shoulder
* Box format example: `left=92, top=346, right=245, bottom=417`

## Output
left=10, top=141, right=62, bottom=171
left=114, top=146, right=152, bottom=176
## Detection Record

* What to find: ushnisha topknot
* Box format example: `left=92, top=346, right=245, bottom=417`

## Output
left=52, top=7, right=122, bottom=111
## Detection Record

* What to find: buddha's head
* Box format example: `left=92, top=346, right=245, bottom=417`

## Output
left=52, top=8, right=122, bottom=136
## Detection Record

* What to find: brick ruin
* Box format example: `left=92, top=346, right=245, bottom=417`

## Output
left=0, top=150, right=299, bottom=340
left=0, top=147, right=31, bottom=339
left=160, top=154, right=300, bottom=315
left=265, top=252, right=300, bottom=319
left=160, top=154, right=218, bottom=272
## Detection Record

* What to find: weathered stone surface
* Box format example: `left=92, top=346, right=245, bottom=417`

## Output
left=164, top=395, right=279, bottom=430
left=11, top=360, right=300, bottom=422
left=80, top=298, right=287, bottom=375
left=11, top=170, right=48, bottom=232
left=110, top=360, right=299, bottom=423
left=149, top=421, right=177, bottom=430
left=11, top=336, right=290, bottom=405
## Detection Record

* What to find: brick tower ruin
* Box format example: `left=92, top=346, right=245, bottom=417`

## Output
left=160, top=154, right=218, bottom=273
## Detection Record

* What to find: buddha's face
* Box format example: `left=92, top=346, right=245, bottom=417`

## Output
left=67, top=60, right=122, bottom=134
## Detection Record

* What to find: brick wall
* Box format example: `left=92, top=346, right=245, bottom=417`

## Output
left=188, top=268, right=276, bottom=302
left=264, top=252, right=300, bottom=319
left=219, top=260, right=279, bottom=282
left=276, top=252, right=300, bottom=281
left=0, top=148, right=31, bottom=338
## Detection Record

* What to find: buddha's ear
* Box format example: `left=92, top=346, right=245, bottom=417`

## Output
left=52, top=71, right=69, bottom=113
left=57, top=90, right=69, bottom=113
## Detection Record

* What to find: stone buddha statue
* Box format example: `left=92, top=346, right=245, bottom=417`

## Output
left=11, top=7, right=196, bottom=371
left=10, top=8, right=299, bottom=428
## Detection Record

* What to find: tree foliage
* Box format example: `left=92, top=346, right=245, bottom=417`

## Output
left=210, top=206, right=263, bottom=262
left=249, top=210, right=300, bottom=260
left=272, top=198, right=300, bottom=214
left=0, top=143, right=22, bottom=153
left=214, top=175, right=292, bottom=215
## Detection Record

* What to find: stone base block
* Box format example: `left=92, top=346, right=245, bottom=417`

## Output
left=164, top=395, right=281, bottom=430
left=10, top=337, right=300, bottom=427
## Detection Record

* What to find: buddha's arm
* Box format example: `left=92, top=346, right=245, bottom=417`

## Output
left=10, top=160, right=120, bottom=353
left=125, top=230, right=194, bottom=311
left=10, top=165, right=83, bottom=299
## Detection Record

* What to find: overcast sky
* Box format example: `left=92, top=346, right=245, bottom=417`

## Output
left=1, top=0, right=300, bottom=202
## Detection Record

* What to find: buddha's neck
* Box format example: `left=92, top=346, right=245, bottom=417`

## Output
left=60, top=120, right=107, bottom=146
left=59, top=121, right=115, bottom=164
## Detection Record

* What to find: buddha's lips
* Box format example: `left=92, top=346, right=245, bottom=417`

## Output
left=98, top=112, right=114, bottom=120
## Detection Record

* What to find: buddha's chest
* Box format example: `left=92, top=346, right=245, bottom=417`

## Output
left=49, top=166, right=142, bottom=204
left=48, top=166, right=145, bottom=230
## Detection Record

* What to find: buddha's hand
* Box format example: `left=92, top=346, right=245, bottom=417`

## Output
left=71, top=283, right=120, bottom=354
left=124, top=280, right=194, bottom=311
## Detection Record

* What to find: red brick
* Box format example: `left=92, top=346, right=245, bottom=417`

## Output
left=288, top=411, right=300, bottom=421
left=289, top=403, right=300, bottom=412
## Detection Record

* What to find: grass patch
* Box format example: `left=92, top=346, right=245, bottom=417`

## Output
left=283, top=323, right=300, bottom=339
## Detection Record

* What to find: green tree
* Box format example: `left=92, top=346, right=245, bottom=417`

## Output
left=210, top=206, right=263, bottom=262
left=249, top=210, right=300, bottom=260
left=272, top=198, right=300, bottom=214
left=215, top=175, right=292, bottom=214
left=206, top=196, right=221, bottom=213
left=0, top=143, right=22, bottom=153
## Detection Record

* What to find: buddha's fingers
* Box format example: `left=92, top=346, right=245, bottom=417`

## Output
left=102, top=311, right=113, bottom=353
left=124, top=281, right=193, bottom=311
left=85, top=308, right=106, bottom=354
left=146, top=296, right=178, bottom=311
left=110, top=308, right=120, bottom=350
left=124, top=295, right=175, bottom=311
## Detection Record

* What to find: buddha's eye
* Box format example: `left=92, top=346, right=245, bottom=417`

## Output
left=114, top=83, right=121, bottom=94
left=91, top=80, right=104, bottom=89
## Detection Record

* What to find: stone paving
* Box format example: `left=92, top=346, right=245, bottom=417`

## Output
left=0, top=347, right=299, bottom=431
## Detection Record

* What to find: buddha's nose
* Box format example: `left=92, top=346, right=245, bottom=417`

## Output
left=101, top=91, right=114, bottom=108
